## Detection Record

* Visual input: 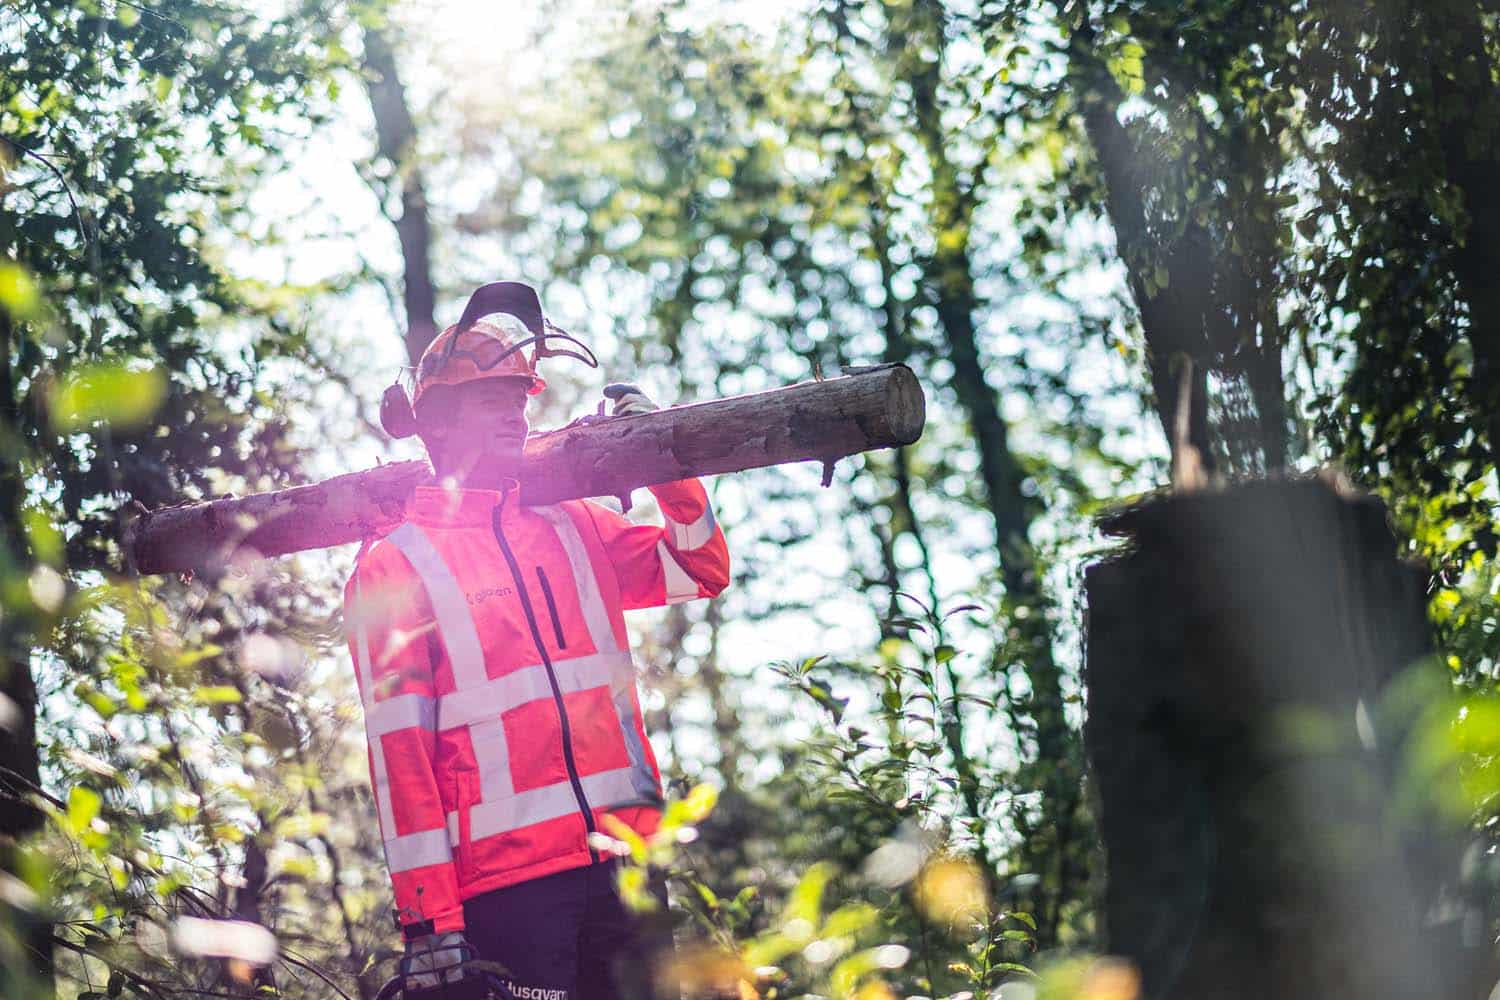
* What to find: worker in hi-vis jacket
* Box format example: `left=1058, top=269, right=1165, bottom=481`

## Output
left=345, top=282, right=729, bottom=999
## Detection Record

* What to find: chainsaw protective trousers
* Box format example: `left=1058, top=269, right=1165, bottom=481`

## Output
left=461, top=860, right=674, bottom=1000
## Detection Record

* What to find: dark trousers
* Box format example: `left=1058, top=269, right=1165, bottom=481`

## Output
left=462, top=861, right=675, bottom=1000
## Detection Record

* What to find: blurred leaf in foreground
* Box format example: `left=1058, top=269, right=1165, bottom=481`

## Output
left=0, top=262, right=41, bottom=320
left=50, top=363, right=167, bottom=433
left=169, top=916, right=278, bottom=966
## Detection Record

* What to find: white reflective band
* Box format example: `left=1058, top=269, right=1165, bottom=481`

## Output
left=534, top=506, right=617, bottom=654
left=385, top=827, right=454, bottom=874
left=667, top=502, right=717, bottom=551
left=469, top=718, right=514, bottom=800
left=610, top=682, right=659, bottom=801
left=434, top=651, right=631, bottom=730
left=370, top=736, right=397, bottom=842
left=364, top=693, right=437, bottom=738
left=580, top=765, right=660, bottom=811
left=534, top=507, right=657, bottom=798
left=351, top=574, right=376, bottom=705
left=437, top=664, right=554, bottom=730
left=658, top=541, right=700, bottom=604
left=553, top=649, right=632, bottom=698
left=353, top=575, right=398, bottom=840
left=452, top=767, right=657, bottom=841
left=385, top=523, right=489, bottom=691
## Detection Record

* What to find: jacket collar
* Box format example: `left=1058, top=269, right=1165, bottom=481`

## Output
left=409, top=479, right=520, bottom=527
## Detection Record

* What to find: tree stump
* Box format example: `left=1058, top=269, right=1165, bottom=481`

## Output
left=1083, top=476, right=1490, bottom=1000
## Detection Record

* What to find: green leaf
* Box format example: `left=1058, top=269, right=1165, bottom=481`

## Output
left=22, top=508, right=63, bottom=565
left=273, top=812, right=331, bottom=839
left=805, top=676, right=850, bottom=723
left=192, top=685, right=242, bottom=705
left=681, top=783, right=718, bottom=821
left=1008, top=910, right=1038, bottom=930
left=51, top=363, right=167, bottom=433
left=934, top=645, right=957, bottom=664
left=73, top=682, right=118, bottom=720
left=66, top=786, right=101, bottom=835
left=0, top=263, right=41, bottom=320
left=992, top=961, right=1037, bottom=976
left=784, top=863, right=833, bottom=929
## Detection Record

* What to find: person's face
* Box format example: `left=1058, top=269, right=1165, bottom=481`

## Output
left=415, top=377, right=531, bottom=487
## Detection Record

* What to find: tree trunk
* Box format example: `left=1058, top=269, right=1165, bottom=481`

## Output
left=230, top=838, right=277, bottom=993
left=1068, top=24, right=1218, bottom=475
left=0, top=311, right=51, bottom=996
left=362, top=25, right=438, bottom=364
left=1426, top=0, right=1500, bottom=480
left=1084, top=477, right=1493, bottom=999
left=905, top=0, right=1082, bottom=944
left=127, top=365, right=926, bottom=575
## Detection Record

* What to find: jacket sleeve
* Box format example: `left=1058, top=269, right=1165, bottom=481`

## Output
left=345, top=546, right=464, bottom=936
left=581, top=478, right=730, bottom=610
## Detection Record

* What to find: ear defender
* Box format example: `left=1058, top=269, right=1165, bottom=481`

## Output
left=380, top=382, right=419, bottom=439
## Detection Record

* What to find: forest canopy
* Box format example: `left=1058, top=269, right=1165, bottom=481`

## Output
left=2, top=0, right=1497, bottom=997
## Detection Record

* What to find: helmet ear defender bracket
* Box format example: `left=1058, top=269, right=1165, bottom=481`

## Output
left=379, top=380, right=420, bottom=439
left=378, top=282, right=600, bottom=441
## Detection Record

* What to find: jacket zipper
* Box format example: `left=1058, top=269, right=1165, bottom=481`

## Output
left=490, top=501, right=600, bottom=862
left=535, top=567, right=568, bottom=650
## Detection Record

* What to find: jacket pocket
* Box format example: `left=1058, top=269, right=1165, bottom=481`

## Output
left=535, top=566, right=567, bottom=650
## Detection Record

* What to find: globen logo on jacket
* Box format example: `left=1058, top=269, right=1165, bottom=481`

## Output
left=343, top=477, right=729, bottom=936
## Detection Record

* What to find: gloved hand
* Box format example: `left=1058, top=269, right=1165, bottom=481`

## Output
left=400, top=931, right=471, bottom=992
left=602, top=382, right=659, bottom=417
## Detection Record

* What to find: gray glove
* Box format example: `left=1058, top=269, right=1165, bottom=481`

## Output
left=401, top=931, right=470, bottom=991
left=602, top=382, right=659, bottom=416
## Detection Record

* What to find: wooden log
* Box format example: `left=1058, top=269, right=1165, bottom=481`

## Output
left=126, top=364, right=925, bottom=576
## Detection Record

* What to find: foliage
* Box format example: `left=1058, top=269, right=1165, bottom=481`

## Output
left=603, top=775, right=1037, bottom=999
left=3, top=0, right=1499, bottom=997
left=1, top=0, right=373, bottom=996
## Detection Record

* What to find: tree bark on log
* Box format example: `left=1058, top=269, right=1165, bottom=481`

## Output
left=126, top=365, right=925, bottom=576
left=1084, top=476, right=1492, bottom=1000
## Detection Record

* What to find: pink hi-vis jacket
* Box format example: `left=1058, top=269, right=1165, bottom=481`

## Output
left=343, top=478, right=729, bottom=936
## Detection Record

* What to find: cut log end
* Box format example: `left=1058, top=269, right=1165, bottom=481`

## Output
left=884, top=365, right=926, bottom=446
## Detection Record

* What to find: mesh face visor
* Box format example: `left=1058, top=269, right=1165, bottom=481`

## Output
left=412, top=282, right=598, bottom=404
left=417, top=316, right=532, bottom=384
left=419, top=320, right=598, bottom=384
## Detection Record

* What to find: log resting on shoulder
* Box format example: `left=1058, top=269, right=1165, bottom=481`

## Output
left=126, top=364, right=925, bottom=576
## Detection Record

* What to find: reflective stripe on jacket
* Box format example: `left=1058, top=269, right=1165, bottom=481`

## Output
left=343, top=478, right=729, bottom=935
